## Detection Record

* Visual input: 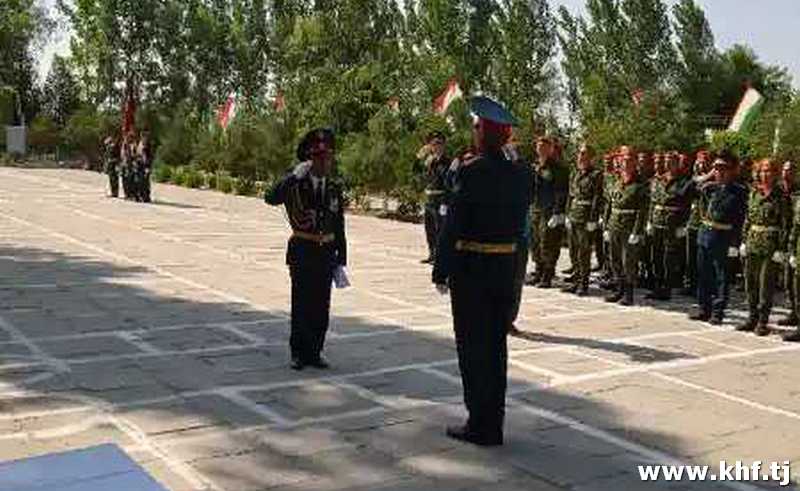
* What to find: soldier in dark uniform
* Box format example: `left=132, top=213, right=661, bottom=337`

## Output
left=136, top=131, right=153, bottom=203
left=737, top=159, right=792, bottom=336
left=265, top=128, right=347, bottom=370
left=528, top=135, right=569, bottom=288
left=418, top=132, right=450, bottom=264
left=103, top=135, right=121, bottom=198
left=604, top=146, right=649, bottom=306
left=688, top=153, right=746, bottom=324
left=120, top=133, right=136, bottom=200
left=778, top=160, right=798, bottom=327
left=783, top=161, right=800, bottom=341
left=645, top=151, right=695, bottom=301
left=562, top=143, right=603, bottom=296
left=434, top=96, right=530, bottom=446
left=504, top=139, right=531, bottom=333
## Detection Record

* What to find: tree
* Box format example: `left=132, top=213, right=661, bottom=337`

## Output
left=42, top=56, right=82, bottom=127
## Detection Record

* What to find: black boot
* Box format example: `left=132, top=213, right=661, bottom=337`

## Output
left=605, top=283, right=624, bottom=303
left=778, top=314, right=798, bottom=327
left=754, top=321, right=771, bottom=337
left=783, top=329, right=800, bottom=342
left=525, top=271, right=541, bottom=286
left=537, top=272, right=553, bottom=289
left=689, top=309, right=711, bottom=322
left=446, top=424, right=503, bottom=447
left=576, top=282, right=589, bottom=297
left=618, top=283, right=634, bottom=306
left=561, top=283, right=579, bottom=294
left=736, top=310, right=758, bottom=332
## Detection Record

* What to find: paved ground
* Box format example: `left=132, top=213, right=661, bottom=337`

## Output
left=1, top=167, right=799, bottom=491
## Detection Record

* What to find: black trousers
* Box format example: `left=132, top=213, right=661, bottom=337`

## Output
left=697, top=242, right=730, bottom=316
left=136, top=166, right=151, bottom=202
left=107, top=164, right=119, bottom=197
left=424, top=202, right=443, bottom=260
left=289, top=259, right=333, bottom=363
left=450, top=256, right=513, bottom=437
left=685, top=228, right=698, bottom=290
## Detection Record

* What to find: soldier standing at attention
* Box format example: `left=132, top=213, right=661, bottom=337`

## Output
left=604, top=146, right=649, bottom=306
left=562, top=144, right=603, bottom=296
left=688, top=153, right=746, bottom=324
left=504, top=139, right=531, bottom=334
left=783, top=160, right=800, bottom=342
left=645, top=151, right=695, bottom=301
left=737, top=159, right=792, bottom=336
left=265, top=128, right=348, bottom=370
left=637, top=151, right=656, bottom=291
left=778, top=160, right=798, bottom=327
left=433, top=96, right=530, bottom=447
left=136, top=131, right=153, bottom=203
left=120, top=133, right=135, bottom=200
left=103, top=135, right=121, bottom=198
left=683, top=150, right=712, bottom=296
left=527, top=135, right=569, bottom=288
left=418, top=132, right=450, bottom=264
left=598, top=152, right=617, bottom=290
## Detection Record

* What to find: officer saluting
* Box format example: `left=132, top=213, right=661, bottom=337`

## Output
left=265, top=128, right=348, bottom=370
left=433, top=96, right=531, bottom=446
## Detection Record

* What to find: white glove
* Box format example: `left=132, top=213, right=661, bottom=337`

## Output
left=603, top=231, right=611, bottom=242
left=586, top=222, right=598, bottom=232
left=628, top=234, right=642, bottom=245
left=791, top=256, right=797, bottom=268
left=547, top=214, right=565, bottom=229
left=598, top=218, right=604, bottom=227
left=435, top=283, right=449, bottom=295
left=565, top=218, right=572, bottom=231
left=772, top=251, right=786, bottom=264
left=292, top=161, right=312, bottom=179
left=728, top=247, right=739, bottom=258
left=739, top=243, right=747, bottom=257
left=646, top=223, right=653, bottom=236
left=675, top=227, right=687, bottom=239
left=439, top=204, right=448, bottom=216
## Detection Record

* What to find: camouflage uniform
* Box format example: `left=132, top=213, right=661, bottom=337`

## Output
left=530, top=159, right=569, bottom=287
left=103, top=139, right=120, bottom=198
left=605, top=177, right=649, bottom=305
left=780, top=188, right=799, bottom=326
left=740, top=187, right=792, bottom=333
left=565, top=168, right=604, bottom=293
left=685, top=189, right=704, bottom=293
left=647, top=174, right=695, bottom=299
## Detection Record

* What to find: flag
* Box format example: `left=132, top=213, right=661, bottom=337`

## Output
left=631, top=88, right=644, bottom=106
left=121, top=85, right=136, bottom=136
left=217, top=92, right=238, bottom=130
left=433, top=78, right=462, bottom=115
left=728, top=88, right=764, bottom=133
left=273, top=91, right=286, bottom=113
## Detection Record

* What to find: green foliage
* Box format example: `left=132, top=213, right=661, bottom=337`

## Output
left=62, top=107, right=115, bottom=165
left=709, top=130, right=753, bottom=162
left=217, top=173, right=234, bottom=193
left=155, top=104, right=200, bottom=167
left=28, top=116, right=60, bottom=153
left=152, top=164, right=173, bottom=183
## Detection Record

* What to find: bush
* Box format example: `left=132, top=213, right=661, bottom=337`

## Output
left=155, top=104, right=198, bottom=167
left=152, top=165, right=173, bottom=183
left=62, top=107, right=116, bottom=169
left=233, top=177, right=255, bottom=196
left=184, top=166, right=204, bottom=188
left=28, top=116, right=60, bottom=155
left=218, top=174, right=234, bottom=193
left=170, top=166, right=187, bottom=186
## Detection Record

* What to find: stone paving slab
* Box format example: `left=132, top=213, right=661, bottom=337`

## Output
left=1, top=168, right=799, bottom=490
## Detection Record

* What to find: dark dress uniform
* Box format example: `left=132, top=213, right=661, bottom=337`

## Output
left=433, top=97, right=529, bottom=446
left=423, top=154, right=451, bottom=262
left=692, top=181, right=747, bottom=323
left=137, top=140, right=153, bottom=203
left=265, top=160, right=347, bottom=367
left=103, top=139, right=120, bottom=198
left=647, top=174, right=696, bottom=300
left=530, top=159, right=569, bottom=287
left=740, top=186, right=791, bottom=334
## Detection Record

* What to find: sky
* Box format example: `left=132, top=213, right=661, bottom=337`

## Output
left=38, top=0, right=800, bottom=88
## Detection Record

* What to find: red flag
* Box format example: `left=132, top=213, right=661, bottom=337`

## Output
left=217, top=92, right=238, bottom=129
left=273, top=91, right=286, bottom=113
left=433, top=78, right=463, bottom=115
left=121, top=86, right=136, bottom=136
left=631, top=88, right=645, bottom=106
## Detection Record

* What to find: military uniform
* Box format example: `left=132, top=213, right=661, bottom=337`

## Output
left=779, top=187, right=799, bottom=326
left=136, top=139, right=153, bottom=202
left=120, top=142, right=135, bottom=200
left=605, top=177, right=649, bottom=305
left=530, top=159, right=569, bottom=287
left=434, top=96, right=529, bottom=446
left=692, top=181, right=747, bottom=322
left=784, top=193, right=800, bottom=341
left=646, top=174, right=695, bottom=300
left=422, top=154, right=451, bottom=263
left=739, top=187, right=791, bottom=334
left=103, top=139, right=120, bottom=198
left=564, top=167, right=603, bottom=294
left=265, top=129, right=347, bottom=368
left=684, top=189, right=704, bottom=294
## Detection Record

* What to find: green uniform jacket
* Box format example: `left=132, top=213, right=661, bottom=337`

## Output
left=608, top=178, right=650, bottom=237
left=567, top=168, right=604, bottom=224
left=788, top=192, right=800, bottom=258
left=744, top=187, right=791, bottom=256
left=649, top=174, right=696, bottom=230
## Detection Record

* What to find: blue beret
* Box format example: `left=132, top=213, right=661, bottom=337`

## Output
left=469, top=96, right=516, bottom=126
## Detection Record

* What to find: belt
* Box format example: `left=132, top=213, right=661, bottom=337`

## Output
left=292, top=231, right=335, bottom=244
left=572, top=200, right=593, bottom=206
left=702, top=220, right=733, bottom=231
left=455, top=240, right=517, bottom=255
left=425, top=189, right=446, bottom=196
left=654, top=205, right=682, bottom=212
left=612, top=209, right=638, bottom=215
left=750, top=225, right=781, bottom=233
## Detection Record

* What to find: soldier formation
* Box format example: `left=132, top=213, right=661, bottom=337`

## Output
left=420, top=134, right=800, bottom=344
left=102, top=131, right=153, bottom=202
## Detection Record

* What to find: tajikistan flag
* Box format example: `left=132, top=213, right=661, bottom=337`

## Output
left=728, top=88, right=764, bottom=133
left=433, top=78, right=463, bottom=115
